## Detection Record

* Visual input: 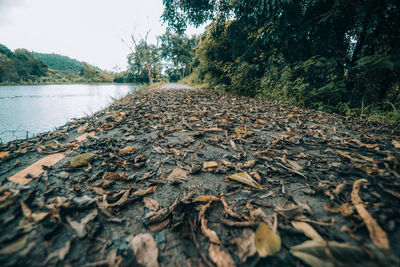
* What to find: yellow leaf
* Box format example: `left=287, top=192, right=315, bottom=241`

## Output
left=118, top=146, right=136, bottom=154
left=227, top=172, right=263, bottom=190
left=0, top=151, right=10, bottom=159
left=291, top=221, right=324, bottom=242
left=70, top=153, right=96, bottom=168
left=193, top=195, right=219, bottom=202
left=189, top=117, right=199, bottom=121
left=204, top=161, right=218, bottom=169
left=287, top=114, right=294, bottom=118
left=255, top=222, right=281, bottom=257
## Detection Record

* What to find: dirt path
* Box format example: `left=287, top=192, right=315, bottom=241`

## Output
left=0, top=84, right=399, bottom=266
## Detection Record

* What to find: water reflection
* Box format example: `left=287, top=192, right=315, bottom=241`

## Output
left=0, top=84, right=140, bottom=143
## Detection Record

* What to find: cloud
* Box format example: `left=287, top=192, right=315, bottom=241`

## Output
left=0, top=0, right=26, bottom=24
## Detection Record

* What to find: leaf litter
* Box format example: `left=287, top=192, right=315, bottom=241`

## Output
left=0, top=84, right=399, bottom=266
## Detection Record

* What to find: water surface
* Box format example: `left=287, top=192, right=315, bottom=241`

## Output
left=0, top=84, right=140, bottom=143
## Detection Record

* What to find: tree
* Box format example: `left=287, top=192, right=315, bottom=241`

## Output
left=124, top=30, right=161, bottom=85
left=159, top=31, right=198, bottom=81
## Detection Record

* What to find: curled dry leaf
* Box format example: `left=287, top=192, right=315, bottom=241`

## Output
left=291, top=221, right=324, bottom=242
left=220, top=195, right=241, bottom=219
left=131, top=233, right=159, bottom=267
left=203, top=161, right=218, bottom=169
left=166, top=168, right=187, bottom=182
left=67, top=209, right=97, bottom=237
left=351, top=179, right=389, bottom=250
left=201, top=216, right=221, bottom=244
left=227, top=172, right=263, bottom=190
left=143, top=197, right=159, bottom=211
left=392, top=140, right=400, bottom=148
left=291, top=240, right=391, bottom=267
left=230, top=140, right=237, bottom=151
left=255, top=222, right=281, bottom=257
left=132, top=186, right=157, bottom=197
left=230, top=229, right=256, bottom=263
left=20, top=201, right=48, bottom=223
left=118, top=146, right=136, bottom=154
left=193, top=195, right=219, bottom=202
left=208, top=243, right=236, bottom=267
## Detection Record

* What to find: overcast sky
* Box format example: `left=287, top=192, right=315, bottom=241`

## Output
left=0, top=0, right=204, bottom=71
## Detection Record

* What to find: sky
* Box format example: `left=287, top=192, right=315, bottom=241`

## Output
left=0, top=0, right=204, bottom=71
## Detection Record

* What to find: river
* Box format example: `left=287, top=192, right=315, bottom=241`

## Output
left=0, top=84, right=141, bottom=143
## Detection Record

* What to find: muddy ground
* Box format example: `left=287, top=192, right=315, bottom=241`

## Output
left=0, top=84, right=399, bottom=266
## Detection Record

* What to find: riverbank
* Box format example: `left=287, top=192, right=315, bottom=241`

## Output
left=0, top=84, right=399, bottom=266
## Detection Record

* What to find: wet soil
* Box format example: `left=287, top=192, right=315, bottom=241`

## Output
left=0, top=84, right=399, bottom=266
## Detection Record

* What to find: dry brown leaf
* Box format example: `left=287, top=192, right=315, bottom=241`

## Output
left=286, top=159, right=303, bottom=170
left=230, top=229, right=256, bottom=263
left=352, top=139, right=379, bottom=149
left=392, top=140, right=400, bottom=148
left=189, top=116, right=199, bottom=121
left=143, top=197, right=159, bottom=211
left=287, top=114, right=294, bottom=118
left=208, top=243, right=236, bottom=267
left=131, top=233, right=159, bottom=267
left=67, top=209, right=97, bottom=237
left=220, top=195, right=241, bottom=219
left=166, top=168, right=187, bottom=182
left=0, top=191, right=11, bottom=202
left=324, top=203, right=354, bottom=216
left=244, top=160, right=256, bottom=168
left=351, top=179, right=389, bottom=250
left=20, top=201, right=48, bottom=223
left=0, top=151, right=10, bottom=159
left=107, top=189, right=130, bottom=207
left=0, top=234, right=28, bottom=256
left=255, top=119, right=267, bottom=125
left=118, top=146, right=136, bottom=154
left=230, top=140, right=237, bottom=151
left=255, top=222, right=281, bottom=257
left=44, top=240, right=71, bottom=264
left=220, top=219, right=258, bottom=227
left=203, top=161, right=218, bottom=169
left=201, top=216, right=221, bottom=244
left=132, top=186, right=157, bottom=197
left=355, top=165, right=384, bottom=175
left=227, top=172, right=263, bottom=190
left=193, top=195, right=219, bottom=202
left=291, top=221, right=324, bottom=242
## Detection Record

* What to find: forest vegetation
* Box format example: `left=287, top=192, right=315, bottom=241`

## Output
left=161, top=0, right=400, bottom=124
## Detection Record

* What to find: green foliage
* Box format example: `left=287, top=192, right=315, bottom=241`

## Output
left=0, top=44, right=48, bottom=83
left=163, top=0, right=400, bottom=124
left=32, top=52, right=84, bottom=74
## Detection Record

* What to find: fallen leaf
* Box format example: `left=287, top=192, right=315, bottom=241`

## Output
left=118, top=146, right=136, bottom=154
left=220, top=195, right=241, bottom=219
left=107, top=189, right=130, bottom=207
left=208, top=243, right=236, bottom=267
left=166, top=168, right=187, bottom=182
left=143, top=197, right=159, bottom=211
left=193, top=195, right=219, bottom=202
left=201, top=216, right=221, bottom=244
left=230, top=229, right=256, bottom=263
left=392, top=140, right=400, bottom=148
left=244, top=160, right=256, bottom=168
left=255, top=222, right=281, bottom=257
left=352, top=139, right=379, bottom=149
left=351, top=179, right=389, bottom=250
left=291, top=240, right=390, bottom=267
left=291, top=221, right=324, bottom=242
left=20, top=201, right=48, bottom=223
left=70, top=153, right=96, bottom=168
left=67, top=209, right=97, bottom=237
left=256, top=119, right=267, bottom=125
left=203, top=161, right=218, bottom=169
left=131, top=233, right=159, bottom=267
left=44, top=240, right=71, bottom=264
left=286, top=159, right=303, bottom=170
left=189, top=116, right=199, bottom=121
left=0, top=234, right=28, bottom=255
left=230, top=140, right=237, bottom=151
left=287, top=114, right=294, bottom=118
left=0, top=151, right=10, bottom=159
left=227, top=172, right=263, bottom=190
left=132, top=186, right=157, bottom=197
left=355, top=165, right=384, bottom=175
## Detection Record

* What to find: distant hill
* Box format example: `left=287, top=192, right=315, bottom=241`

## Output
left=32, top=52, right=84, bottom=74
